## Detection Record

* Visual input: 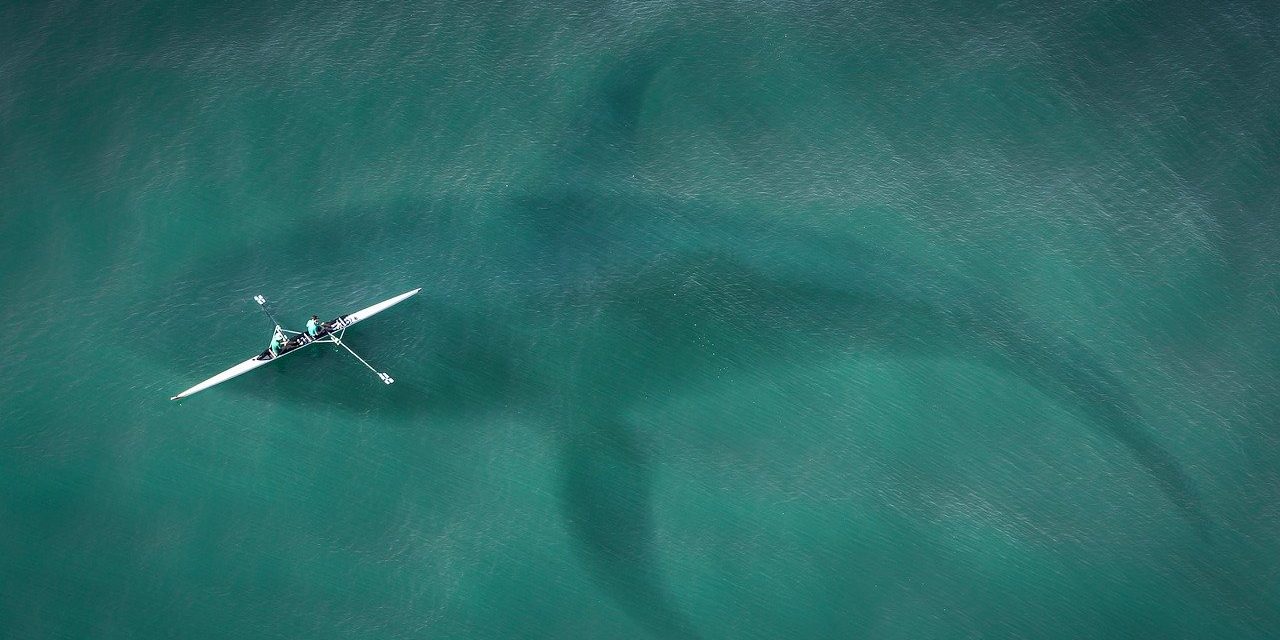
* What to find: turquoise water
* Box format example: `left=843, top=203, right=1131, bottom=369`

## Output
left=3, top=1, right=1279, bottom=638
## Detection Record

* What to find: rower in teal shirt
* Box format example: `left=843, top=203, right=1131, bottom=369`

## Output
left=269, top=328, right=285, bottom=357
left=306, top=315, right=321, bottom=337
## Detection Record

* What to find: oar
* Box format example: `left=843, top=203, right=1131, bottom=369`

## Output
left=331, top=336, right=395, bottom=385
left=254, top=294, right=284, bottom=327
left=255, top=295, right=300, bottom=335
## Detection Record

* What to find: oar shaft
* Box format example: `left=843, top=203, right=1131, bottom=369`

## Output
left=331, top=338, right=395, bottom=385
left=334, top=338, right=381, bottom=375
left=256, top=295, right=284, bottom=328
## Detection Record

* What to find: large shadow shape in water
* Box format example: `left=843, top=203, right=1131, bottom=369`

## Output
left=547, top=248, right=1220, bottom=637
left=502, top=38, right=1216, bottom=635
left=157, top=31, right=1225, bottom=637
left=560, top=414, right=702, bottom=640
left=582, top=252, right=1211, bottom=535
left=157, top=171, right=1217, bottom=640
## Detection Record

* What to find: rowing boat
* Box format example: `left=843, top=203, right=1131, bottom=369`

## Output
left=170, top=288, right=421, bottom=400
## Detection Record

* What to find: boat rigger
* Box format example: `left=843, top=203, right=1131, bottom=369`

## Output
left=170, top=288, right=421, bottom=400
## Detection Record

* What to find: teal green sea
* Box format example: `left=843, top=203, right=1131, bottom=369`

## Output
left=3, top=1, right=1279, bottom=638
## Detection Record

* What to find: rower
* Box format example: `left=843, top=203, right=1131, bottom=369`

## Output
left=306, top=315, right=321, bottom=337
left=269, top=328, right=285, bottom=357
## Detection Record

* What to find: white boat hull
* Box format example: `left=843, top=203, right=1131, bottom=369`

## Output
left=170, top=288, right=421, bottom=400
left=169, top=357, right=272, bottom=400
left=336, top=288, right=422, bottom=329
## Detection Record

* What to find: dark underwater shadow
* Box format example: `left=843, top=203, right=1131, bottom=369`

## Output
left=538, top=244, right=1224, bottom=636
left=151, top=22, right=1229, bottom=637
left=152, top=167, right=1218, bottom=640
left=521, top=46, right=711, bottom=639
left=559, top=414, right=703, bottom=640
left=579, top=251, right=1211, bottom=534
